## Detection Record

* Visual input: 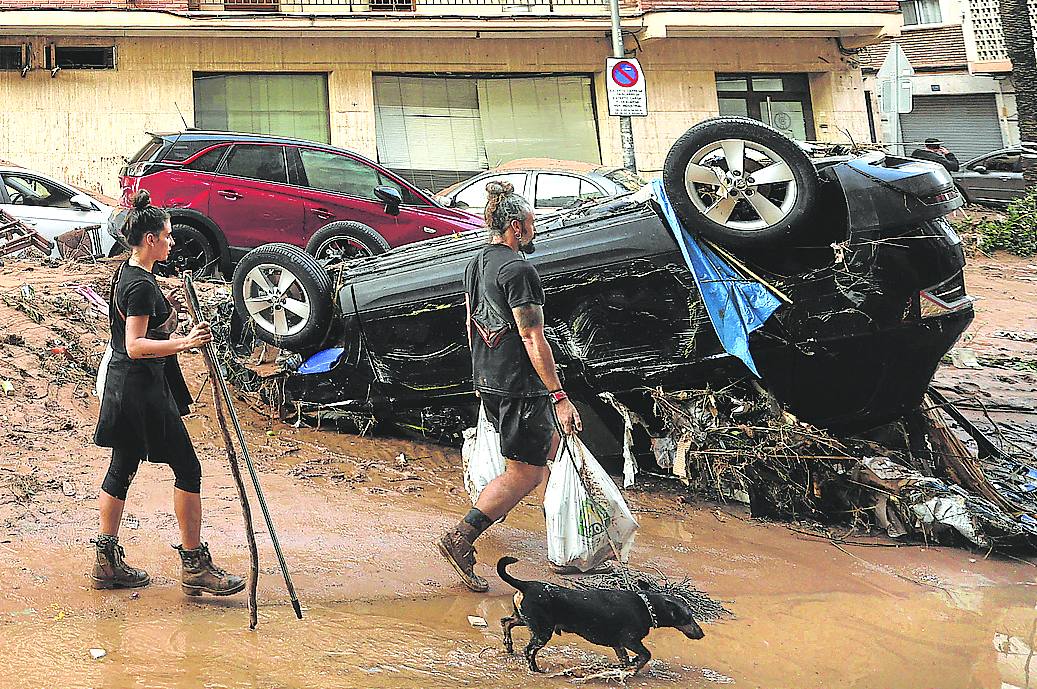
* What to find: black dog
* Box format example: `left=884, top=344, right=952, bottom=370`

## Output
left=497, top=556, right=705, bottom=674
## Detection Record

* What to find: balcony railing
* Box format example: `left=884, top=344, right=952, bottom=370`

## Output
left=188, top=0, right=612, bottom=13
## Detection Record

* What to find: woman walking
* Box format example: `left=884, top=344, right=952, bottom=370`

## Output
left=92, top=190, right=244, bottom=597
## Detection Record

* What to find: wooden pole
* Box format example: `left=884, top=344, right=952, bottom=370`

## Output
left=182, top=273, right=260, bottom=629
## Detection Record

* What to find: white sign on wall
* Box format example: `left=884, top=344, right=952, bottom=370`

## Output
left=606, top=58, right=648, bottom=117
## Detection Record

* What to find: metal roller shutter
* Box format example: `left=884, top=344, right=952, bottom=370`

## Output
left=899, top=94, right=1004, bottom=162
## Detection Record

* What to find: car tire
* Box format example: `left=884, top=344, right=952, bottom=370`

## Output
left=155, top=223, right=218, bottom=278
left=232, top=243, right=334, bottom=351
left=662, top=116, right=819, bottom=249
left=305, top=221, right=391, bottom=266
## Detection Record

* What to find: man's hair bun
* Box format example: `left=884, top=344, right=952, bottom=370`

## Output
left=485, top=180, right=515, bottom=196
left=132, top=189, right=152, bottom=211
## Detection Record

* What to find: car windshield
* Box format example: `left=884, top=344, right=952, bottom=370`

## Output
left=127, top=137, right=164, bottom=165
left=604, top=168, right=648, bottom=192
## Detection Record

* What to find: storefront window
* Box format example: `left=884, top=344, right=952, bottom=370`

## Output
left=193, top=73, right=330, bottom=144
left=714, top=73, right=815, bottom=141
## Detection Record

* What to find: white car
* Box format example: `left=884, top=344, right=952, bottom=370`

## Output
left=1, top=165, right=117, bottom=258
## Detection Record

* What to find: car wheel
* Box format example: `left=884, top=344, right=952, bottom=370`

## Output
left=232, top=243, right=334, bottom=350
left=155, top=223, right=218, bottom=278
left=305, top=221, right=391, bottom=267
left=662, top=116, right=819, bottom=249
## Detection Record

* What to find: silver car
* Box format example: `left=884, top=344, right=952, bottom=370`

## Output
left=437, top=160, right=646, bottom=218
left=952, top=144, right=1037, bottom=207
left=0, top=164, right=117, bottom=258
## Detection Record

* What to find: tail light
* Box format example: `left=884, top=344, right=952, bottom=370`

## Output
left=919, top=271, right=974, bottom=319
left=124, top=161, right=156, bottom=177
left=923, top=189, right=960, bottom=205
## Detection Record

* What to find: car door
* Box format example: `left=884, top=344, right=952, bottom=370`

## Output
left=962, top=151, right=1018, bottom=205
left=207, top=144, right=305, bottom=250
left=447, top=172, right=528, bottom=218
left=0, top=172, right=108, bottom=246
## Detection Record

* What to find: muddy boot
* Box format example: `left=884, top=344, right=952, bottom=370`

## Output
left=175, top=543, right=245, bottom=597
left=437, top=523, right=489, bottom=593
left=90, top=534, right=150, bottom=590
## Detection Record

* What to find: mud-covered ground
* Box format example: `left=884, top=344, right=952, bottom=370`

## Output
left=0, top=253, right=1035, bottom=689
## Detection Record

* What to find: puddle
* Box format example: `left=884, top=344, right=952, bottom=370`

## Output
left=1, top=585, right=1036, bottom=689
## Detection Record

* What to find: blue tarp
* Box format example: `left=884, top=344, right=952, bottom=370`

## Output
left=651, top=179, right=781, bottom=378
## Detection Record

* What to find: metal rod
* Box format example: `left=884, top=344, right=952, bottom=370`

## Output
left=608, top=0, right=636, bottom=173
left=184, top=273, right=304, bottom=620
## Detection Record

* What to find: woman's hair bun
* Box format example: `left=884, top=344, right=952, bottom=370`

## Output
left=132, top=189, right=152, bottom=211
left=485, top=180, right=514, bottom=196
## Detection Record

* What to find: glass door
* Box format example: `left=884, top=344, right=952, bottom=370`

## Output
left=715, top=74, right=815, bottom=140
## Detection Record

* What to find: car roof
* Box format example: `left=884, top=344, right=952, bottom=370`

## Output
left=437, top=161, right=622, bottom=196
left=148, top=130, right=386, bottom=168
left=964, top=144, right=1037, bottom=165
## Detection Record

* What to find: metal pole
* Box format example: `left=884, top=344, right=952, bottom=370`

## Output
left=891, top=42, right=900, bottom=156
left=609, top=0, right=636, bottom=173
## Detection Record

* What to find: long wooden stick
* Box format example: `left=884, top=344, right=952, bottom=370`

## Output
left=182, top=273, right=260, bottom=629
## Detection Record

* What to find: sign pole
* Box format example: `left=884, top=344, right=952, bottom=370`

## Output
left=609, top=0, right=637, bottom=173
left=891, top=41, right=900, bottom=156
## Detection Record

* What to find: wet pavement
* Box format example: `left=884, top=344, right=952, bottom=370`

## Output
left=0, top=256, right=1036, bottom=688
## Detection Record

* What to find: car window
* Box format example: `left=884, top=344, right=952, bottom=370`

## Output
left=185, top=146, right=227, bottom=172
left=2, top=174, right=73, bottom=208
left=221, top=145, right=288, bottom=184
left=167, top=140, right=218, bottom=162
left=452, top=173, right=526, bottom=210
left=535, top=173, right=597, bottom=209
left=300, top=148, right=389, bottom=200
left=980, top=152, right=1021, bottom=173
left=127, top=137, right=164, bottom=165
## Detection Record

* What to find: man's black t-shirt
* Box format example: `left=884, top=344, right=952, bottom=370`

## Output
left=910, top=148, right=960, bottom=172
left=464, top=244, right=548, bottom=398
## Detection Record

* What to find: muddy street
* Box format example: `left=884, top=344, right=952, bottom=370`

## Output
left=1, top=255, right=1036, bottom=689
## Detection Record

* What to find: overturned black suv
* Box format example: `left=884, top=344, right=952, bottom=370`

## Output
left=228, top=117, right=972, bottom=453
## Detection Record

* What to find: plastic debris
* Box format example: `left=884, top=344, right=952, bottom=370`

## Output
left=89, top=648, right=106, bottom=660
left=949, top=347, right=983, bottom=369
left=0, top=380, right=13, bottom=396
left=467, top=615, right=487, bottom=628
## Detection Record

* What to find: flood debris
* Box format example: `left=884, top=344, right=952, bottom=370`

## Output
left=570, top=564, right=731, bottom=624
left=0, top=211, right=53, bottom=259
left=650, top=381, right=1037, bottom=550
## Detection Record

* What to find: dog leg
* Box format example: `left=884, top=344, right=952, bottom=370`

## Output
left=612, top=646, right=630, bottom=666
left=500, top=615, right=524, bottom=654
left=626, top=640, right=652, bottom=675
left=524, top=632, right=551, bottom=673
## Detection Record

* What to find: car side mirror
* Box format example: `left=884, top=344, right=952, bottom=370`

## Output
left=70, top=193, right=98, bottom=211
left=374, top=185, right=403, bottom=216
left=972, top=165, right=988, bottom=174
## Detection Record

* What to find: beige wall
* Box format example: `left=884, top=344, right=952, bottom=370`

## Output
left=0, top=34, right=867, bottom=196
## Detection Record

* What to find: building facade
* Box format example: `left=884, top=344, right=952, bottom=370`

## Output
left=861, top=0, right=1036, bottom=162
left=0, top=0, right=899, bottom=196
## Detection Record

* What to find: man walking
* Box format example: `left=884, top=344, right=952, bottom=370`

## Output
left=437, top=180, right=581, bottom=593
left=910, top=137, right=960, bottom=172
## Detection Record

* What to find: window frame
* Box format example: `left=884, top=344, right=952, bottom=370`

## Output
left=216, top=143, right=290, bottom=186
left=451, top=172, right=528, bottom=211
left=1, top=173, right=75, bottom=208
left=533, top=172, right=596, bottom=210
left=900, top=0, right=943, bottom=27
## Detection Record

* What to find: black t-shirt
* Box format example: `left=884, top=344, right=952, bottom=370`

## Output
left=110, top=264, right=174, bottom=364
left=910, top=148, right=960, bottom=172
left=464, top=244, right=548, bottom=398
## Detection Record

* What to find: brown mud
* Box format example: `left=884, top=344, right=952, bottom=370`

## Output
left=0, top=255, right=1036, bottom=688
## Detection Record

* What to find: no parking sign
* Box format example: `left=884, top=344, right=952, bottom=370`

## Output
left=606, top=57, right=647, bottom=117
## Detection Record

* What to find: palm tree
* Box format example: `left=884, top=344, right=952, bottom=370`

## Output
left=1000, top=0, right=1037, bottom=185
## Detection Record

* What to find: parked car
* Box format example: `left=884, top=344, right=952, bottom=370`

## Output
left=952, top=143, right=1037, bottom=206
left=0, top=165, right=117, bottom=258
left=226, top=117, right=972, bottom=459
left=437, top=160, right=646, bottom=218
left=111, top=131, right=483, bottom=276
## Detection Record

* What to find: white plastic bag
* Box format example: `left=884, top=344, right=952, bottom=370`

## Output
left=461, top=405, right=507, bottom=505
left=545, top=436, right=639, bottom=571
left=94, top=342, right=113, bottom=402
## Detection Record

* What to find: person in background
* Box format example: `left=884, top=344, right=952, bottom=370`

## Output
left=92, top=189, right=244, bottom=597
left=911, top=137, right=960, bottom=172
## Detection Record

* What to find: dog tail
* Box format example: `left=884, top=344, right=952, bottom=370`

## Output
left=496, top=556, right=529, bottom=592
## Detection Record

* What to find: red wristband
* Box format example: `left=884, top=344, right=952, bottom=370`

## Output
left=550, top=390, right=568, bottom=404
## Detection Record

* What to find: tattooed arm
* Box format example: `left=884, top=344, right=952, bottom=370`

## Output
left=124, top=315, right=211, bottom=359
left=513, top=303, right=582, bottom=434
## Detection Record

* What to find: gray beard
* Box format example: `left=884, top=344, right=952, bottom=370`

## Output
left=521, top=240, right=536, bottom=255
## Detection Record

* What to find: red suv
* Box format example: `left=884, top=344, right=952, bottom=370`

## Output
left=114, top=131, right=483, bottom=275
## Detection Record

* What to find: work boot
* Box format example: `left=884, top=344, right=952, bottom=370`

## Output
left=175, top=543, right=246, bottom=597
left=437, top=524, right=489, bottom=593
left=90, top=534, right=150, bottom=590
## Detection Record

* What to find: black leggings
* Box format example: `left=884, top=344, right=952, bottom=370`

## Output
left=101, top=447, right=202, bottom=500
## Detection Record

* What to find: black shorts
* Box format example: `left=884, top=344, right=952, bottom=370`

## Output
left=480, top=393, right=557, bottom=467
